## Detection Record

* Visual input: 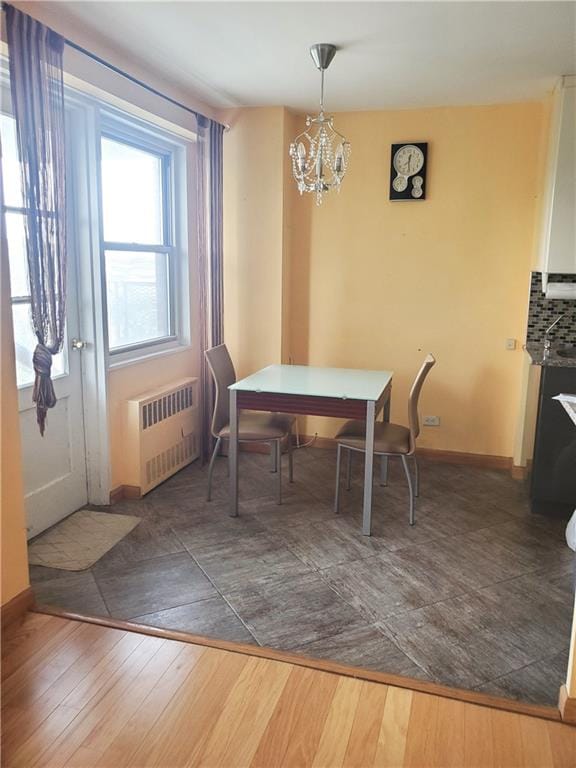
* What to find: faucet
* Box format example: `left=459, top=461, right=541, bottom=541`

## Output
left=544, top=311, right=572, bottom=353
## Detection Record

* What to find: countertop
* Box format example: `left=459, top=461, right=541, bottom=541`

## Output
left=553, top=394, right=576, bottom=426
left=525, top=343, right=576, bottom=368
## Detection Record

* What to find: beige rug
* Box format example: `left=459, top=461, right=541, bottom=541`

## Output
left=28, top=509, right=141, bottom=571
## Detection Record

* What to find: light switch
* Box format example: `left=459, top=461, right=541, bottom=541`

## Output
left=506, top=338, right=517, bottom=351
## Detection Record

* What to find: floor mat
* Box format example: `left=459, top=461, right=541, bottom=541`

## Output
left=28, top=509, right=141, bottom=570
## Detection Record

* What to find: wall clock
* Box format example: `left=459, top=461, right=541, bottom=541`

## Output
left=390, top=142, right=428, bottom=200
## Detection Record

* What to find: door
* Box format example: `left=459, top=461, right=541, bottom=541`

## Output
left=2, top=112, right=88, bottom=539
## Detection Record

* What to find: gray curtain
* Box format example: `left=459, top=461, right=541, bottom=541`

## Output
left=6, top=6, right=67, bottom=436
left=197, top=116, right=224, bottom=461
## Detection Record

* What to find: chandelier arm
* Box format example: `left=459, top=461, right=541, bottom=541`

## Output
left=291, top=127, right=312, bottom=144
left=331, top=125, right=349, bottom=143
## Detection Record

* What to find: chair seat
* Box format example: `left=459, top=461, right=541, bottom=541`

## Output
left=336, top=420, right=411, bottom=454
left=217, top=411, right=295, bottom=441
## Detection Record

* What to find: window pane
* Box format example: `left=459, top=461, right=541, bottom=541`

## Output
left=5, top=212, right=29, bottom=297
left=0, top=113, right=24, bottom=208
left=12, top=303, right=66, bottom=389
left=101, top=137, right=164, bottom=244
left=105, top=251, right=171, bottom=350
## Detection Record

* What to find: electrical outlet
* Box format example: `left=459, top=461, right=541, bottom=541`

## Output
left=423, top=415, right=440, bottom=426
left=505, top=338, right=517, bottom=351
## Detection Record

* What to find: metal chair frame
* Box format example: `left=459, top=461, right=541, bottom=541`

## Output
left=334, top=445, right=418, bottom=525
left=333, top=354, right=434, bottom=526
left=207, top=433, right=293, bottom=504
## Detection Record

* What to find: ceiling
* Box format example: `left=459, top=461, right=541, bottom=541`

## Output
left=55, top=1, right=576, bottom=111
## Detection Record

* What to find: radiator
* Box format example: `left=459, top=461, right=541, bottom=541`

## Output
left=125, top=377, right=199, bottom=495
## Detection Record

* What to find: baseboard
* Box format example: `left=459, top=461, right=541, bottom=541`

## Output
left=1, top=587, right=34, bottom=631
left=511, top=460, right=532, bottom=481
left=222, top=442, right=288, bottom=456
left=218, top=435, right=520, bottom=476
left=33, top=605, right=564, bottom=724
left=109, top=485, right=142, bottom=504
left=559, top=684, right=576, bottom=724
left=417, top=447, right=512, bottom=471
left=111, top=442, right=524, bottom=495
left=301, top=435, right=515, bottom=473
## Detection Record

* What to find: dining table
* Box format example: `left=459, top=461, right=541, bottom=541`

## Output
left=228, top=364, right=394, bottom=535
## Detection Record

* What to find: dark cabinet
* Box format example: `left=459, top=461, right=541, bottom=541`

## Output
left=530, top=366, right=576, bottom=516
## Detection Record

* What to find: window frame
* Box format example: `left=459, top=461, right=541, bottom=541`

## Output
left=97, top=111, right=188, bottom=363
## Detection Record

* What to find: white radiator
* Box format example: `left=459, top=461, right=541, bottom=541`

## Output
left=125, top=377, right=199, bottom=495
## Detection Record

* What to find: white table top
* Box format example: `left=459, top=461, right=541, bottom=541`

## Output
left=230, top=364, right=393, bottom=402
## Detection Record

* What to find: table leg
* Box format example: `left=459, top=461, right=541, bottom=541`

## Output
left=229, top=389, right=239, bottom=517
left=379, top=387, right=391, bottom=487
left=384, top=386, right=391, bottom=422
left=362, top=399, right=376, bottom=536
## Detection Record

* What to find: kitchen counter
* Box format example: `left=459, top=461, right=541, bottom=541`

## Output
left=530, top=365, right=576, bottom=516
left=525, top=343, right=576, bottom=367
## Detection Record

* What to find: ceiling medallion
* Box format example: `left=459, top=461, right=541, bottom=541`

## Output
left=289, top=43, right=351, bottom=205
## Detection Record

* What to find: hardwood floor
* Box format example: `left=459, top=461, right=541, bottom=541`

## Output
left=1, top=613, right=575, bottom=768
left=28, top=450, right=573, bottom=708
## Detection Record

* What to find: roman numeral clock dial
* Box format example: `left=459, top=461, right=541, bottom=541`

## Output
left=390, top=142, right=428, bottom=200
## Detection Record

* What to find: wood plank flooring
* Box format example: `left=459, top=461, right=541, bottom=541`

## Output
left=2, top=613, right=575, bottom=768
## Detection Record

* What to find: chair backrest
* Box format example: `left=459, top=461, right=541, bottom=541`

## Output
left=408, top=354, right=436, bottom=450
left=205, top=344, right=236, bottom=437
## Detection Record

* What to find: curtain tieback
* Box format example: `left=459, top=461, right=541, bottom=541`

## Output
left=32, top=343, right=58, bottom=436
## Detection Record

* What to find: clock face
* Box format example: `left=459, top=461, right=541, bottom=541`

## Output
left=389, top=142, right=427, bottom=201
left=393, top=145, right=425, bottom=177
left=392, top=175, right=408, bottom=192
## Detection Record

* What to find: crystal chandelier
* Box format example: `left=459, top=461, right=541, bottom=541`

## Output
left=290, top=44, right=351, bottom=205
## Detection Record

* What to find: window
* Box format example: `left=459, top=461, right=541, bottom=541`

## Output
left=0, top=113, right=67, bottom=388
left=2, top=94, right=189, bottom=381
left=99, top=125, right=178, bottom=355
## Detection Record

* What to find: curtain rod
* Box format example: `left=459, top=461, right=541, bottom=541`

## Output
left=1, top=2, right=229, bottom=131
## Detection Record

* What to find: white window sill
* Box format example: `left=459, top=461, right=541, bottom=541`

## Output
left=108, top=342, right=193, bottom=371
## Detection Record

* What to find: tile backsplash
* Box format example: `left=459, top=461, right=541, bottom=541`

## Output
left=527, top=272, right=576, bottom=344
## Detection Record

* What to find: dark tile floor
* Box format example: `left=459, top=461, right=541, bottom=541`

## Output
left=29, top=447, right=575, bottom=707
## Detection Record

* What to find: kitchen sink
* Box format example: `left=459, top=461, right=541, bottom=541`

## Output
left=556, top=346, right=576, bottom=358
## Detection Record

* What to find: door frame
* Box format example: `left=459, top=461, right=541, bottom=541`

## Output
left=67, top=95, right=111, bottom=506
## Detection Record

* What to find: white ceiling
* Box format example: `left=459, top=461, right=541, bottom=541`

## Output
left=55, top=1, right=576, bottom=111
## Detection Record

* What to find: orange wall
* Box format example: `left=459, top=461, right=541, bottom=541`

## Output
left=1, top=204, right=29, bottom=606
left=222, top=107, right=287, bottom=377
left=289, top=102, right=548, bottom=456
left=224, top=101, right=550, bottom=459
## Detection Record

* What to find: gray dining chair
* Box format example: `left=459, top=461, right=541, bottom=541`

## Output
left=334, top=354, right=436, bottom=525
left=205, top=344, right=295, bottom=504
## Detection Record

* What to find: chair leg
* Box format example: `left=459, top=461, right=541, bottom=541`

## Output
left=288, top=430, right=294, bottom=483
left=380, top=455, right=389, bottom=486
left=346, top=448, right=352, bottom=491
left=334, top=443, right=342, bottom=514
left=270, top=442, right=277, bottom=473
left=401, top=454, right=415, bottom=526
left=413, top=455, right=419, bottom=497
left=276, top=439, right=282, bottom=505
left=207, top=437, right=222, bottom=502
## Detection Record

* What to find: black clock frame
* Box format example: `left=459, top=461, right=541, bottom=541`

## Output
left=389, top=142, right=428, bottom=201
